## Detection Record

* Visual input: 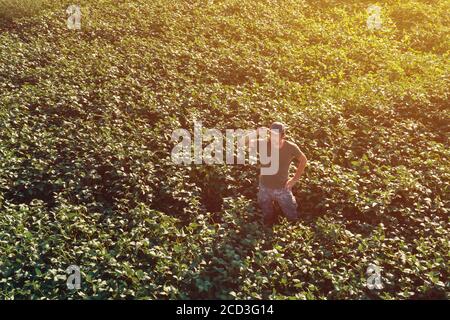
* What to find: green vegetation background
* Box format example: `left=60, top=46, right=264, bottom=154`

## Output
left=0, top=0, right=448, bottom=299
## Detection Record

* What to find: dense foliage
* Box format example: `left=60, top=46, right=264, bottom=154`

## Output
left=0, top=0, right=448, bottom=299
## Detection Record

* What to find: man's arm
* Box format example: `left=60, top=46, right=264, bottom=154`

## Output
left=285, top=151, right=307, bottom=190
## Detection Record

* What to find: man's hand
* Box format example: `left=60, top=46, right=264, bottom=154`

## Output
left=285, top=178, right=298, bottom=191
left=285, top=152, right=307, bottom=190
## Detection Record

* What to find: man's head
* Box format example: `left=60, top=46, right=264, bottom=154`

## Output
left=270, top=122, right=287, bottom=147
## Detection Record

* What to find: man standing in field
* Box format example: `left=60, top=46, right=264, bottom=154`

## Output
left=248, top=122, right=307, bottom=225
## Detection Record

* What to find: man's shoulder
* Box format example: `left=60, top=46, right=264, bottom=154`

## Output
left=285, top=140, right=302, bottom=156
left=285, top=140, right=300, bottom=149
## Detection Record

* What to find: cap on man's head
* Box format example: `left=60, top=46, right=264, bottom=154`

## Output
left=270, top=122, right=288, bottom=135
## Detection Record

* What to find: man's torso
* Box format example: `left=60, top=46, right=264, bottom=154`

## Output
left=258, top=139, right=301, bottom=189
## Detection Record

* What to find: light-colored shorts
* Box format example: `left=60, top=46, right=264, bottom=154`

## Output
left=257, top=183, right=299, bottom=222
